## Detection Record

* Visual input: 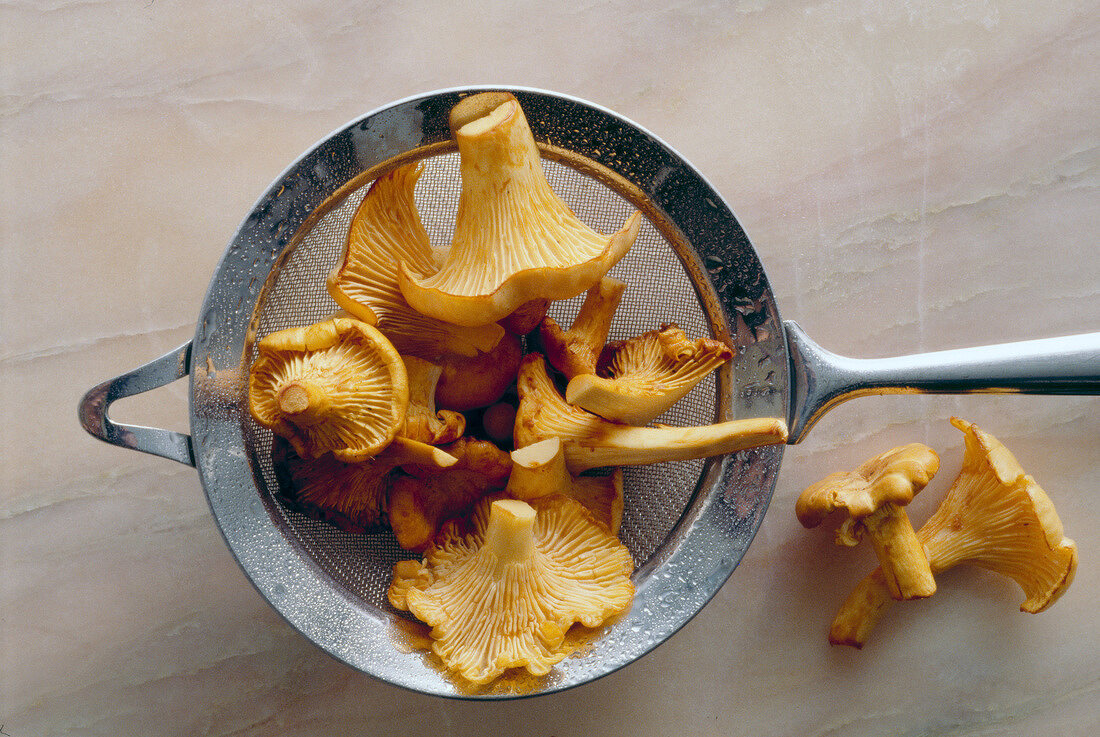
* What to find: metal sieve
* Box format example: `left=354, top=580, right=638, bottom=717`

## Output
left=79, top=86, right=1100, bottom=698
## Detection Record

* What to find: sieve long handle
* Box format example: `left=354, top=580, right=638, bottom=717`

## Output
left=784, top=321, right=1100, bottom=443
left=78, top=342, right=195, bottom=466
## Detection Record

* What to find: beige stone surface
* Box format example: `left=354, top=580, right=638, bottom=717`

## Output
left=3, top=1, right=1098, bottom=734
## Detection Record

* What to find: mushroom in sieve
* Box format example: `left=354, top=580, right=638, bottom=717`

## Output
left=248, top=317, right=408, bottom=462
left=515, top=353, right=788, bottom=473
left=397, top=93, right=642, bottom=327
left=539, top=276, right=627, bottom=379
left=387, top=436, right=513, bottom=552
left=327, top=163, right=504, bottom=358
left=507, top=437, right=624, bottom=534
left=565, top=323, right=733, bottom=426
left=388, top=495, right=635, bottom=685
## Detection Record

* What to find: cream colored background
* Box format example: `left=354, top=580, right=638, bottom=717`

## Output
left=3, top=1, right=1098, bottom=735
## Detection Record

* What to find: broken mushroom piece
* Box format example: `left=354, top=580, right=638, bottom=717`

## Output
left=327, top=163, right=504, bottom=358
left=397, top=93, right=642, bottom=327
left=401, top=355, right=466, bottom=445
left=248, top=317, right=408, bottom=462
left=388, top=495, right=635, bottom=685
left=515, top=354, right=788, bottom=473
left=388, top=437, right=513, bottom=551
left=539, top=277, right=627, bottom=379
left=797, top=443, right=940, bottom=601
left=507, top=437, right=624, bottom=533
left=829, top=418, right=1079, bottom=648
left=566, top=323, right=733, bottom=425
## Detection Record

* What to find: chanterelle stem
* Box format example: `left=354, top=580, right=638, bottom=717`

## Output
left=482, top=499, right=537, bottom=572
left=277, top=379, right=333, bottom=424
left=863, top=504, right=936, bottom=600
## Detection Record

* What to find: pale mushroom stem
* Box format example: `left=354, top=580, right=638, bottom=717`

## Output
left=863, top=504, right=937, bottom=600
left=507, top=438, right=572, bottom=501
left=829, top=568, right=895, bottom=649
left=483, top=499, right=538, bottom=573
left=564, top=417, right=788, bottom=474
left=276, top=379, right=333, bottom=424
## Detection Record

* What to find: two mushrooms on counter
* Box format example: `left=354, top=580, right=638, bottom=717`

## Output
left=797, top=418, right=1078, bottom=648
left=248, top=92, right=788, bottom=686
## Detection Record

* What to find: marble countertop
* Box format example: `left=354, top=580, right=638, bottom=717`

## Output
left=3, top=1, right=1097, bottom=734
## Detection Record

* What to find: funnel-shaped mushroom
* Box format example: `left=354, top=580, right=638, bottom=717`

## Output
left=829, top=418, right=1079, bottom=648
left=515, top=354, right=788, bottom=474
left=397, top=93, right=642, bottom=327
left=540, top=277, right=626, bottom=379
left=387, top=437, right=513, bottom=551
left=507, top=437, right=624, bottom=533
left=248, top=317, right=408, bottom=462
left=401, top=355, right=466, bottom=445
left=388, top=495, right=635, bottom=685
left=327, top=163, right=504, bottom=358
left=566, top=324, right=733, bottom=425
left=797, top=443, right=940, bottom=600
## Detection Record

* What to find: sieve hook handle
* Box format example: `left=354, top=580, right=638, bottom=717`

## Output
left=78, top=342, right=195, bottom=466
left=784, top=322, right=1100, bottom=444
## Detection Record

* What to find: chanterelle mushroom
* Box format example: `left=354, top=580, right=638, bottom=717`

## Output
left=327, top=163, right=504, bottom=358
left=539, top=277, right=626, bottom=379
left=388, top=495, right=634, bottom=685
left=248, top=317, right=408, bottom=462
left=387, top=437, right=513, bottom=552
left=797, top=443, right=940, bottom=600
left=515, top=353, right=788, bottom=474
left=507, top=437, right=624, bottom=534
left=829, top=418, right=1079, bottom=648
left=566, top=323, right=733, bottom=426
left=272, top=434, right=457, bottom=533
left=401, top=355, right=465, bottom=445
left=397, top=93, right=642, bottom=327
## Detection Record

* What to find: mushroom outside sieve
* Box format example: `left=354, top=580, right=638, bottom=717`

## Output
left=78, top=86, right=1100, bottom=698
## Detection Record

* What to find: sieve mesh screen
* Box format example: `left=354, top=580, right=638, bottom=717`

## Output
left=249, top=151, right=719, bottom=610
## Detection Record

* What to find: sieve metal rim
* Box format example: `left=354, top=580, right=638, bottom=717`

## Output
left=186, top=86, right=788, bottom=698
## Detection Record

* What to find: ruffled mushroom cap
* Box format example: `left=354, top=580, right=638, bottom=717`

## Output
left=507, top=438, right=623, bottom=533
left=539, top=277, right=626, bottom=379
left=829, top=418, right=1078, bottom=648
left=797, top=443, right=940, bottom=600
left=515, top=353, right=788, bottom=474
left=566, top=323, right=733, bottom=426
left=397, top=93, right=642, bottom=327
left=923, top=418, right=1077, bottom=610
left=248, top=317, right=408, bottom=462
left=388, top=495, right=635, bottom=685
left=388, top=437, right=513, bottom=551
left=327, top=163, right=504, bottom=358
left=272, top=437, right=394, bottom=532
left=401, top=355, right=466, bottom=445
